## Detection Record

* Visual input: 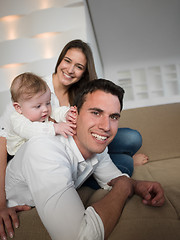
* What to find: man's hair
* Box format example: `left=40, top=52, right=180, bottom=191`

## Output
left=74, top=79, right=125, bottom=112
left=10, top=72, right=49, bottom=102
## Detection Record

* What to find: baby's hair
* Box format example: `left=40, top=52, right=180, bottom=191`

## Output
left=10, top=72, right=49, bottom=102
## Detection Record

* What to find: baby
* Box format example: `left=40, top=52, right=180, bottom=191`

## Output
left=7, top=72, right=76, bottom=157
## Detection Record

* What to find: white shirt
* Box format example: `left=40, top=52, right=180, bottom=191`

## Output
left=0, top=103, right=14, bottom=138
left=0, top=74, right=59, bottom=139
left=6, top=106, right=69, bottom=155
left=5, top=135, right=126, bottom=240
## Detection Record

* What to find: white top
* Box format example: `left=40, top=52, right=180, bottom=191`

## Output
left=5, top=135, right=126, bottom=240
left=6, top=106, right=69, bottom=155
left=0, top=74, right=59, bottom=139
left=43, top=74, right=61, bottom=108
left=0, top=103, right=14, bottom=138
left=0, top=74, right=69, bottom=155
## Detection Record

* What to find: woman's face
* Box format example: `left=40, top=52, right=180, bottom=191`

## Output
left=57, top=48, right=87, bottom=87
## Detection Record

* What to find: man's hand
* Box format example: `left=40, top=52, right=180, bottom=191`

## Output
left=108, top=176, right=134, bottom=197
left=0, top=205, right=31, bottom=240
left=108, top=176, right=165, bottom=207
left=133, top=180, right=165, bottom=207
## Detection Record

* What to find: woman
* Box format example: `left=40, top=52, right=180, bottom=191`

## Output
left=0, top=39, right=147, bottom=239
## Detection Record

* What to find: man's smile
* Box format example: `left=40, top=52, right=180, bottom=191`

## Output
left=91, top=133, right=109, bottom=142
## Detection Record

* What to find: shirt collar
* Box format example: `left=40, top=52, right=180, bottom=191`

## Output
left=68, top=136, right=85, bottom=163
left=68, top=136, right=98, bottom=166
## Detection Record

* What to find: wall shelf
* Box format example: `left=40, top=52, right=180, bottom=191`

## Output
left=117, top=62, right=180, bottom=109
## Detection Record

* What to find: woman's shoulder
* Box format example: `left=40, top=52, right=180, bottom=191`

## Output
left=43, top=74, right=53, bottom=89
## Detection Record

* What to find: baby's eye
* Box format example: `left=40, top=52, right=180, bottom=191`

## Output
left=46, top=102, right=51, bottom=106
left=35, top=105, right=41, bottom=109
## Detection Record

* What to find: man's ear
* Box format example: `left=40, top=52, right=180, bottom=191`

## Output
left=13, top=102, right=22, bottom=114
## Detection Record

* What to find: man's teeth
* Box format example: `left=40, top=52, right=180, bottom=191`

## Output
left=92, top=133, right=107, bottom=141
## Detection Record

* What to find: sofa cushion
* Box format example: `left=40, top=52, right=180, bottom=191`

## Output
left=107, top=157, right=180, bottom=240
left=119, top=103, right=180, bottom=161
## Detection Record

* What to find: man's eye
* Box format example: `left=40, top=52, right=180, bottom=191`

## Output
left=111, top=115, right=119, bottom=120
left=92, top=111, right=99, bottom=116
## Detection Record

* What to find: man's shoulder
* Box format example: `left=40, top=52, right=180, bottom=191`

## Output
left=27, top=135, right=65, bottom=149
left=18, top=136, right=72, bottom=166
left=26, top=135, right=74, bottom=156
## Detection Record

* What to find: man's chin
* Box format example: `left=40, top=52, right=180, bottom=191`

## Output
left=94, top=145, right=107, bottom=154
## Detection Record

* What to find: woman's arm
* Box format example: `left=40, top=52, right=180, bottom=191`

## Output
left=0, top=137, right=7, bottom=209
left=0, top=137, right=31, bottom=240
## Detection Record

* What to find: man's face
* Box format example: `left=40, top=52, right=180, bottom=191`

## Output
left=74, top=90, right=121, bottom=159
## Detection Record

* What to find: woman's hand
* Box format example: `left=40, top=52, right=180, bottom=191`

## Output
left=0, top=205, right=31, bottom=240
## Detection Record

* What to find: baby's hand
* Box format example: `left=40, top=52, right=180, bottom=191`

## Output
left=66, top=106, right=77, bottom=125
left=54, top=122, right=76, bottom=138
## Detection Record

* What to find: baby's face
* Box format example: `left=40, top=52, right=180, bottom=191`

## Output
left=17, top=89, right=52, bottom=122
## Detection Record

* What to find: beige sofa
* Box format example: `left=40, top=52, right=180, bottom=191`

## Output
left=7, top=103, right=180, bottom=240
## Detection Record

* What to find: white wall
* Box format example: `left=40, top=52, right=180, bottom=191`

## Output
left=0, top=0, right=103, bottom=114
left=86, top=0, right=180, bottom=109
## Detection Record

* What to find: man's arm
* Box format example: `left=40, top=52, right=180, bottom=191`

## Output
left=19, top=137, right=104, bottom=240
left=12, top=137, right=164, bottom=240
left=92, top=176, right=133, bottom=239
left=93, top=176, right=165, bottom=240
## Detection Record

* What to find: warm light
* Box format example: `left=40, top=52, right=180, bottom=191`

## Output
left=0, top=15, right=22, bottom=22
left=7, top=27, right=18, bottom=40
left=33, top=32, right=60, bottom=39
left=39, top=0, right=54, bottom=10
left=1, top=63, right=25, bottom=69
left=1, top=15, right=23, bottom=40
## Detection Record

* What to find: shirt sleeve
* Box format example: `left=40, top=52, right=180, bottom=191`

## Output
left=94, top=148, right=129, bottom=190
left=51, top=106, right=70, bottom=123
left=10, top=112, right=55, bottom=139
left=0, top=103, right=14, bottom=138
left=22, top=137, right=104, bottom=240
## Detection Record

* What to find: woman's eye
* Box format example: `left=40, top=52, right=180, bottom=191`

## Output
left=64, top=58, right=71, bottom=63
left=77, top=65, right=83, bottom=70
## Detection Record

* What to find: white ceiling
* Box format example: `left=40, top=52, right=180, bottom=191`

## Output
left=86, top=0, right=180, bottom=76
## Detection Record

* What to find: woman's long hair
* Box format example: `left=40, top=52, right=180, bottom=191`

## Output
left=54, top=39, right=97, bottom=105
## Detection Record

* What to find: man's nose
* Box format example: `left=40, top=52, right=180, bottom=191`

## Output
left=99, top=116, right=110, bottom=131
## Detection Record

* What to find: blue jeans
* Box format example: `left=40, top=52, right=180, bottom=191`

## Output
left=83, top=128, right=142, bottom=189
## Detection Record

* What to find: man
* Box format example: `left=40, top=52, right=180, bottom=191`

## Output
left=5, top=79, right=165, bottom=240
